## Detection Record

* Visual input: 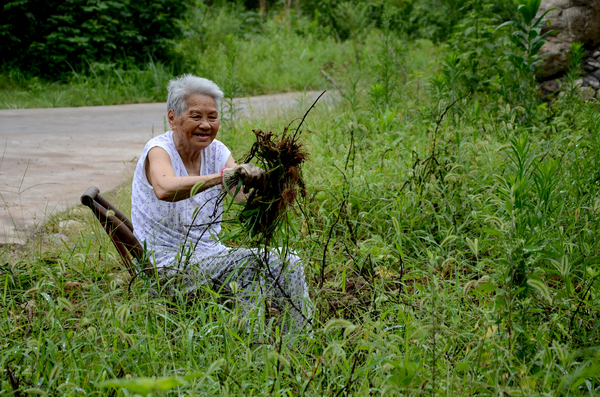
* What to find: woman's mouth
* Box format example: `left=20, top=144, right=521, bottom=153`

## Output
left=194, top=133, right=211, bottom=141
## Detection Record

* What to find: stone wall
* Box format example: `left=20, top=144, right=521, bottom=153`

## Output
left=536, top=0, right=600, bottom=79
left=536, top=0, right=600, bottom=99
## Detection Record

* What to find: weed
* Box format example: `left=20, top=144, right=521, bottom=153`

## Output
left=498, top=0, right=555, bottom=119
left=221, top=35, right=242, bottom=124
left=561, top=42, right=586, bottom=100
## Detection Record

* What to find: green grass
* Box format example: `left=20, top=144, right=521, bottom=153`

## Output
left=3, top=14, right=600, bottom=396
left=4, top=87, right=600, bottom=396
left=0, top=63, right=173, bottom=109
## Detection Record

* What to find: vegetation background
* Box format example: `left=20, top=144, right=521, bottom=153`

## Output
left=2, top=0, right=600, bottom=395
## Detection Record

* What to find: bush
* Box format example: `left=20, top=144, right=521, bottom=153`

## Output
left=304, top=0, right=411, bottom=41
left=0, top=0, right=188, bottom=79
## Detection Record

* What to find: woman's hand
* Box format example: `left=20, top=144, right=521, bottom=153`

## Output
left=222, top=163, right=266, bottom=194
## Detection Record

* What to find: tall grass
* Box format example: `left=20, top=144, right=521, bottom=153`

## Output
left=0, top=62, right=173, bottom=109
left=4, top=51, right=600, bottom=394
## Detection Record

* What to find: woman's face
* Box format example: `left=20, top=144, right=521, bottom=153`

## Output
left=168, top=93, right=220, bottom=151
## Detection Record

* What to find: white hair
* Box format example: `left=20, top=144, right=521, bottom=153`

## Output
left=166, top=74, right=224, bottom=115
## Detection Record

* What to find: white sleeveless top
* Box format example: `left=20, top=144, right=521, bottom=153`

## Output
left=131, top=131, right=231, bottom=270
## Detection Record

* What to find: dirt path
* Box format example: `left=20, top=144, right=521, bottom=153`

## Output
left=0, top=91, right=326, bottom=244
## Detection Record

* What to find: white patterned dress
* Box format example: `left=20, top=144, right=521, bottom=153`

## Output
left=131, top=131, right=312, bottom=331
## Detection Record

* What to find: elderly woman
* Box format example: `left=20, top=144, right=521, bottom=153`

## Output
left=131, top=74, right=311, bottom=332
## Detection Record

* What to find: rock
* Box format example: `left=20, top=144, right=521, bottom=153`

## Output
left=586, top=59, right=600, bottom=68
left=594, top=50, right=600, bottom=58
left=111, top=272, right=130, bottom=287
left=70, top=207, right=87, bottom=216
left=536, top=0, right=600, bottom=78
left=59, top=220, right=83, bottom=229
left=577, top=86, right=596, bottom=101
left=593, top=69, right=600, bottom=80
left=48, top=233, right=69, bottom=243
left=584, top=75, right=600, bottom=89
left=64, top=281, right=90, bottom=292
left=574, top=78, right=583, bottom=87
left=542, top=79, right=560, bottom=92
left=20, top=300, right=36, bottom=311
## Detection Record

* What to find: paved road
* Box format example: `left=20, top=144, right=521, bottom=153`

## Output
left=0, top=91, right=325, bottom=244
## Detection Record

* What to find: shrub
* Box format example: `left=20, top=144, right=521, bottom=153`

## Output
left=0, top=0, right=188, bottom=78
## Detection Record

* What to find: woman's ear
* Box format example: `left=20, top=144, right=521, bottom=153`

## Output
left=167, top=109, right=177, bottom=130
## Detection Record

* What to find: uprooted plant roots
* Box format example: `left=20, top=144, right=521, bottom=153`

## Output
left=236, top=127, right=308, bottom=239
left=223, top=92, right=325, bottom=241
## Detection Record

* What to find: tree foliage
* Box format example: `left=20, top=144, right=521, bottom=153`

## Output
left=0, top=0, right=188, bottom=78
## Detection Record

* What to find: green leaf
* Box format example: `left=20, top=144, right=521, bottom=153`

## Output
left=190, top=180, right=205, bottom=197
left=465, top=237, right=479, bottom=257
left=512, top=31, right=528, bottom=45
left=40, top=292, right=55, bottom=308
left=56, top=297, right=74, bottom=311
left=205, top=358, right=226, bottom=378
left=323, top=318, right=356, bottom=337
left=513, top=322, right=525, bottom=333
left=227, top=178, right=243, bottom=199
left=528, top=28, right=539, bottom=40
left=471, top=282, right=497, bottom=295
left=99, top=377, right=187, bottom=395
left=532, top=7, right=557, bottom=29
left=531, top=41, right=545, bottom=56
left=517, top=4, right=533, bottom=26
left=539, top=30, right=558, bottom=41
left=497, top=21, right=525, bottom=33
left=23, top=389, right=49, bottom=396
left=560, top=362, right=600, bottom=391
left=268, top=351, right=291, bottom=368
left=440, top=235, right=458, bottom=247
left=482, top=228, right=503, bottom=236
left=154, top=377, right=187, bottom=391
left=456, top=362, right=470, bottom=371
left=183, top=372, right=203, bottom=382
left=527, top=276, right=552, bottom=303
left=383, top=359, right=419, bottom=388
left=393, top=236, right=405, bottom=262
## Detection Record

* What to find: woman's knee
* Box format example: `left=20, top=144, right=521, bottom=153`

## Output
left=286, top=253, right=301, bottom=267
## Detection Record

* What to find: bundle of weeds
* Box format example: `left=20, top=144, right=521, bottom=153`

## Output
left=224, top=93, right=324, bottom=241
left=230, top=127, right=309, bottom=240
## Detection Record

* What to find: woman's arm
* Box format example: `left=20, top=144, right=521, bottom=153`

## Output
left=146, top=147, right=237, bottom=202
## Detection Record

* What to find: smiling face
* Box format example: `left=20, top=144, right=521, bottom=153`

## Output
left=168, top=93, right=220, bottom=152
